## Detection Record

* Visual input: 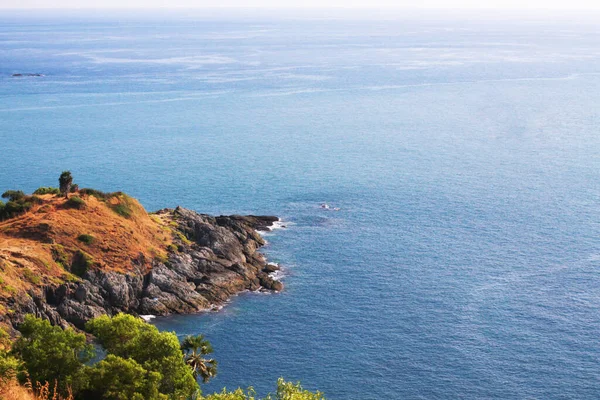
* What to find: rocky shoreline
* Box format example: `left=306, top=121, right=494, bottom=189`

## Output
left=7, top=207, right=283, bottom=330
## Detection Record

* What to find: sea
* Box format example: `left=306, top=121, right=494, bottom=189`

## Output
left=1, top=8, right=599, bottom=399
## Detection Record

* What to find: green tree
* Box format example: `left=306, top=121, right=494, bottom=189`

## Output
left=86, top=314, right=199, bottom=399
left=202, top=387, right=257, bottom=400
left=59, top=171, right=73, bottom=199
left=181, top=335, right=217, bottom=383
left=82, top=354, right=167, bottom=400
left=269, top=378, right=325, bottom=400
left=12, top=315, right=94, bottom=395
left=200, top=379, right=324, bottom=400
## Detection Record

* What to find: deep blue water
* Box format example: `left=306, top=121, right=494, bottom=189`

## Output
left=1, top=9, right=600, bottom=399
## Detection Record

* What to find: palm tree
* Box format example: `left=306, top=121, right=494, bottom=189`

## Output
left=180, top=335, right=217, bottom=383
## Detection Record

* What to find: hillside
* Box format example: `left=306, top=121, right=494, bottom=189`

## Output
left=0, top=187, right=281, bottom=332
left=0, top=192, right=169, bottom=293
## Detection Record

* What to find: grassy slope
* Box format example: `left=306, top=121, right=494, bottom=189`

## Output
left=0, top=192, right=173, bottom=315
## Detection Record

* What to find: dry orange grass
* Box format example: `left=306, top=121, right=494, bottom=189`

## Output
left=0, top=192, right=173, bottom=311
left=0, top=380, right=73, bottom=400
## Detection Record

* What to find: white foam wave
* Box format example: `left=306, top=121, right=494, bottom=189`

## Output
left=269, top=269, right=285, bottom=282
left=140, top=315, right=156, bottom=322
left=270, top=219, right=287, bottom=230
left=257, top=218, right=289, bottom=236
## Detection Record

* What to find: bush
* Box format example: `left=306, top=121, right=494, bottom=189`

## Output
left=1, top=190, right=25, bottom=202
left=77, top=234, right=95, bottom=245
left=37, top=204, right=52, bottom=214
left=110, top=203, right=132, bottom=218
left=0, top=200, right=33, bottom=221
left=78, top=188, right=120, bottom=201
left=51, top=244, right=69, bottom=268
left=3, top=285, right=16, bottom=294
left=33, top=187, right=60, bottom=195
left=22, top=268, right=41, bottom=285
left=70, top=184, right=79, bottom=193
left=29, top=195, right=44, bottom=205
left=65, top=196, right=85, bottom=210
left=0, top=351, right=21, bottom=386
left=71, top=250, right=93, bottom=277
left=201, top=379, right=325, bottom=400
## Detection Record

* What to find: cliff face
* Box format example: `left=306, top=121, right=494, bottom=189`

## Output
left=0, top=193, right=281, bottom=330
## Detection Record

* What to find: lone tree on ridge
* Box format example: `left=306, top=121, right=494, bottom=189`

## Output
left=59, top=171, right=73, bottom=198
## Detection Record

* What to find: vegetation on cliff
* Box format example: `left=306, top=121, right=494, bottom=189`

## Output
left=0, top=314, right=324, bottom=400
left=0, top=174, right=170, bottom=302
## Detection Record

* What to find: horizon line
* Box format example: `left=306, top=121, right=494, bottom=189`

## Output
left=2, top=5, right=600, bottom=10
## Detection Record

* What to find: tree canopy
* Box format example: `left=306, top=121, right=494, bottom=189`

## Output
left=83, top=355, right=166, bottom=400
left=85, top=313, right=199, bottom=400
left=11, top=315, right=94, bottom=395
left=4, top=314, right=326, bottom=400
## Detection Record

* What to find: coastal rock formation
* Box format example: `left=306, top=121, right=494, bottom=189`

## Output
left=2, top=203, right=281, bottom=330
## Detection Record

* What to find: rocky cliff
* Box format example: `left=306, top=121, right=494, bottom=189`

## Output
left=0, top=191, right=282, bottom=331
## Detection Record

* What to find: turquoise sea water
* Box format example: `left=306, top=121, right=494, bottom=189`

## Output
left=1, top=10, right=600, bottom=398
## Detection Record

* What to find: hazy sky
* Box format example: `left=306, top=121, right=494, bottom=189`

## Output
left=1, top=0, right=599, bottom=9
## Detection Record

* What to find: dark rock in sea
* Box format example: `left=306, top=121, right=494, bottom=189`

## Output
left=7, top=208, right=282, bottom=329
left=12, top=73, right=44, bottom=77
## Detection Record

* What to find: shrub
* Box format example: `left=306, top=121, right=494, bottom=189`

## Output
left=175, top=231, right=192, bottom=246
left=22, top=268, right=41, bottom=285
left=77, top=234, right=95, bottom=245
left=33, top=187, right=60, bottom=195
left=78, top=188, right=120, bottom=200
left=1, top=190, right=25, bottom=202
left=200, top=379, right=325, bottom=400
left=110, top=203, right=132, bottom=218
left=3, top=285, right=16, bottom=294
left=71, top=250, right=93, bottom=277
left=0, top=200, right=33, bottom=221
left=65, top=196, right=85, bottom=210
left=51, top=244, right=69, bottom=268
left=0, top=351, right=21, bottom=386
left=29, top=195, right=43, bottom=205
left=70, top=184, right=79, bottom=193
left=37, top=204, right=52, bottom=214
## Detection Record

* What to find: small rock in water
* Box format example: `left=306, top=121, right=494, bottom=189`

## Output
left=12, top=73, right=44, bottom=77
